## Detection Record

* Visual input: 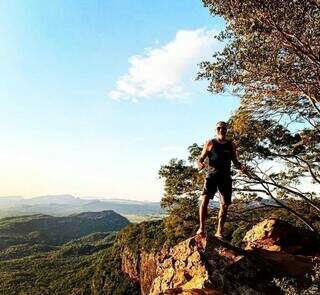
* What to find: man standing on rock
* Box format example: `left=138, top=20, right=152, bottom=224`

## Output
left=197, top=121, right=248, bottom=238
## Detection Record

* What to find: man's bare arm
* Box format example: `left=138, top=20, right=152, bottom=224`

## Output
left=197, top=140, right=211, bottom=170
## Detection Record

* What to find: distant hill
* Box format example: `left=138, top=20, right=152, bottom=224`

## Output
left=0, top=194, right=163, bottom=218
left=0, top=208, right=134, bottom=295
left=0, top=210, right=130, bottom=250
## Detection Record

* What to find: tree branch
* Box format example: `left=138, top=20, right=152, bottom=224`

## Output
left=250, top=171, right=320, bottom=215
left=259, top=179, right=315, bottom=231
left=271, top=153, right=320, bottom=185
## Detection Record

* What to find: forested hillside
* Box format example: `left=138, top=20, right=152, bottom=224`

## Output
left=0, top=211, right=131, bottom=294
left=0, top=232, right=115, bottom=294
left=0, top=210, right=129, bottom=250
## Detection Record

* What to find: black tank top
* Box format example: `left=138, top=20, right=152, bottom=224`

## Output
left=207, top=139, right=233, bottom=176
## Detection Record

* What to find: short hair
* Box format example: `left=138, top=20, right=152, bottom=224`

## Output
left=216, top=121, right=227, bottom=126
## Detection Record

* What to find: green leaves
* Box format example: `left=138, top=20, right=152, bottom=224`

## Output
left=198, top=0, right=320, bottom=228
left=200, top=0, right=320, bottom=123
left=159, top=158, right=203, bottom=210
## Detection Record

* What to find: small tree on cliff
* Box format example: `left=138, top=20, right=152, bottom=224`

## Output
left=197, top=0, right=320, bottom=230
left=158, top=149, right=206, bottom=244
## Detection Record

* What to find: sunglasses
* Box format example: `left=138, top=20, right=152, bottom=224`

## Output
left=217, top=127, right=227, bottom=131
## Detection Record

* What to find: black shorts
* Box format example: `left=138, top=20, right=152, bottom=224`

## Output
left=202, top=174, right=232, bottom=205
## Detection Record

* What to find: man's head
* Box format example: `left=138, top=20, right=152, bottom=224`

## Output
left=215, top=121, right=228, bottom=140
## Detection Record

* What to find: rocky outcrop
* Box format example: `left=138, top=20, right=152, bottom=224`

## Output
left=149, top=235, right=279, bottom=295
left=121, top=247, right=140, bottom=282
left=120, top=219, right=319, bottom=294
left=140, top=252, right=159, bottom=295
left=121, top=248, right=159, bottom=295
left=243, top=219, right=320, bottom=255
left=242, top=218, right=319, bottom=278
left=150, top=236, right=210, bottom=294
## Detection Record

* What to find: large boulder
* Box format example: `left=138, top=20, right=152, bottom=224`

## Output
left=243, top=219, right=320, bottom=255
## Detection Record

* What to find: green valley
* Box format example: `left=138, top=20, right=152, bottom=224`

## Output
left=0, top=210, right=132, bottom=294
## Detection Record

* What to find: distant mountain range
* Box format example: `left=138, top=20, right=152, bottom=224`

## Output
left=0, top=194, right=277, bottom=219
left=0, top=194, right=164, bottom=218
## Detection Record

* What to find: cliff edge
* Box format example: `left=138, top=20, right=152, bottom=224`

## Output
left=119, top=219, right=319, bottom=295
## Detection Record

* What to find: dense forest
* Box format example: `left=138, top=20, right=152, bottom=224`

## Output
left=0, top=212, right=125, bottom=294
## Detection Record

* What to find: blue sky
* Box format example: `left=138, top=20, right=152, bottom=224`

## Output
left=0, top=0, right=239, bottom=201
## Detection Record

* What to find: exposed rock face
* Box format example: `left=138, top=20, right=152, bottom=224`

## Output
left=121, top=247, right=140, bottom=282
left=150, top=236, right=210, bottom=294
left=119, top=219, right=319, bottom=295
left=121, top=248, right=159, bottom=295
left=148, top=235, right=278, bottom=295
left=243, top=219, right=319, bottom=255
left=242, top=219, right=319, bottom=278
left=140, top=252, right=159, bottom=295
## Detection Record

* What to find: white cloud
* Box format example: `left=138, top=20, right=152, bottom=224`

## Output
left=109, top=28, right=220, bottom=102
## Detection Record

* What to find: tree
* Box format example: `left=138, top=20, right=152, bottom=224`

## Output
left=197, top=0, right=320, bottom=230
left=159, top=158, right=203, bottom=210
left=158, top=156, right=205, bottom=243
left=199, top=0, right=320, bottom=121
left=229, top=115, right=319, bottom=230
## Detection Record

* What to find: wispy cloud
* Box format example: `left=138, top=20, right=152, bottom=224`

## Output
left=109, top=28, right=220, bottom=102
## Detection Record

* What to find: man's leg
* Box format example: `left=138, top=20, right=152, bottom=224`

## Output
left=215, top=203, right=229, bottom=238
left=197, top=175, right=217, bottom=235
left=216, top=177, right=232, bottom=238
left=197, top=195, right=209, bottom=234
